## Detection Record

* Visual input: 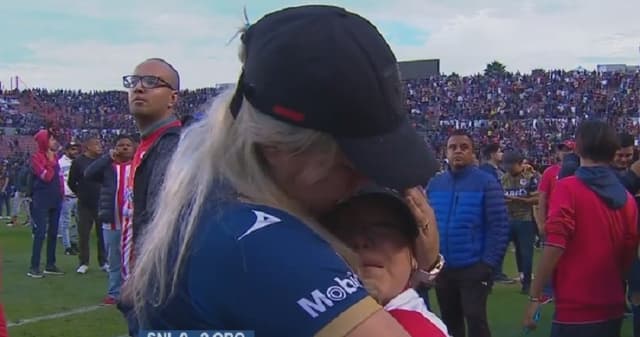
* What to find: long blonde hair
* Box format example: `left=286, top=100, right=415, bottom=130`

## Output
left=128, top=45, right=361, bottom=317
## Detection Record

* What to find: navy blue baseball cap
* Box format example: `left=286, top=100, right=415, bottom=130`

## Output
left=229, top=5, right=438, bottom=189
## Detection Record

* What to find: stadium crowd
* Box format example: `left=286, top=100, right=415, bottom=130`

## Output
left=1, top=68, right=638, bottom=175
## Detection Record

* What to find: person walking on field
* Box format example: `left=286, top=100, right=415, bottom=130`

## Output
left=68, top=137, right=106, bottom=274
left=85, top=135, right=136, bottom=305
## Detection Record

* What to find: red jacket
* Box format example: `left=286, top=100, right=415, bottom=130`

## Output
left=546, top=175, right=639, bottom=323
left=30, top=129, right=64, bottom=197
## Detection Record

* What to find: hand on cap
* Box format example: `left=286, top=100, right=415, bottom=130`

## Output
left=404, top=187, right=433, bottom=233
left=404, top=187, right=440, bottom=277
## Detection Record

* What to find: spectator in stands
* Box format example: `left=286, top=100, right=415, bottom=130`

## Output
left=501, top=151, right=539, bottom=294
left=125, top=5, right=438, bottom=337
left=28, top=129, right=64, bottom=278
left=523, top=120, right=639, bottom=337
left=85, top=134, right=135, bottom=306
left=322, top=187, right=448, bottom=337
left=58, top=142, right=80, bottom=255
left=427, top=129, right=510, bottom=337
left=119, top=58, right=183, bottom=336
left=68, top=136, right=105, bottom=274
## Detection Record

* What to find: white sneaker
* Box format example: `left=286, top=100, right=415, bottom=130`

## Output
left=100, top=264, right=109, bottom=272
left=76, top=265, right=89, bottom=274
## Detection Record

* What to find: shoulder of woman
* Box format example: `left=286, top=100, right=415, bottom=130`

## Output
left=195, top=202, right=324, bottom=246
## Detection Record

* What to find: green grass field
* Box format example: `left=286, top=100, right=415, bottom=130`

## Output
left=1, top=215, right=634, bottom=337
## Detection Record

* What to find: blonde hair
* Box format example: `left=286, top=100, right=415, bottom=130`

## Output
left=128, top=44, right=362, bottom=317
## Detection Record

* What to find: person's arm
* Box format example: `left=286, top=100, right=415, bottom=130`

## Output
left=482, top=178, right=510, bottom=269
left=523, top=182, right=573, bottom=330
left=536, top=192, right=548, bottom=233
left=532, top=181, right=574, bottom=299
left=405, top=187, right=440, bottom=273
left=517, top=194, right=539, bottom=205
left=31, top=153, right=56, bottom=183
left=345, top=310, right=412, bottom=337
left=529, top=248, right=564, bottom=301
left=84, top=154, right=112, bottom=183
left=67, top=159, right=80, bottom=194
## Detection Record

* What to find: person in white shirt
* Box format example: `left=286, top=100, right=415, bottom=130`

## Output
left=58, top=142, right=80, bottom=255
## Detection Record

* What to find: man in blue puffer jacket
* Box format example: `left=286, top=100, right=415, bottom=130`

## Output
left=427, top=129, right=510, bottom=337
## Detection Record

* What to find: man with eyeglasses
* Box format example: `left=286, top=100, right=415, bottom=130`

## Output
left=118, top=58, right=182, bottom=337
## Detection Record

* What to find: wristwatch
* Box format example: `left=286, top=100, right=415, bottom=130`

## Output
left=416, top=254, right=445, bottom=283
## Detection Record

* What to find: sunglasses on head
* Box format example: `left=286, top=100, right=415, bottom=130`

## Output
left=122, top=75, right=175, bottom=90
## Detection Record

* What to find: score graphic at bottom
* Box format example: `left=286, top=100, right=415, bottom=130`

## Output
left=140, top=331, right=254, bottom=337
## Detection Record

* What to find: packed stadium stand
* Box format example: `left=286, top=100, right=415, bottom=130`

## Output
left=1, top=69, right=639, bottom=170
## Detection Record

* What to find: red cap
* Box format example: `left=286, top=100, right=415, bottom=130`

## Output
left=557, top=140, right=575, bottom=151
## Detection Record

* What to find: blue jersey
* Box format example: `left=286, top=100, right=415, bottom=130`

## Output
left=140, top=201, right=379, bottom=337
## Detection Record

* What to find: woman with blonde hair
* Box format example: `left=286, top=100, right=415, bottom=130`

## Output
left=127, top=5, right=438, bottom=337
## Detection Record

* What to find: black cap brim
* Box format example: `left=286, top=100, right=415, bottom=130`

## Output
left=337, top=119, right=439, bottom=190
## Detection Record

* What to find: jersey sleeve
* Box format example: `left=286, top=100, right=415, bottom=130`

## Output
left=545, top=181, right=575, bottom=249
left=387, top=309, right=448, bottom=337
left=187, top=206, right=380, bottom=337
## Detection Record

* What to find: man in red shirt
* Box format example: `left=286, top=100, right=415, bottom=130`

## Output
left=536, top=140, right=574, bottom=233
left=535, top=140, right=575, bottom=302
left=523, top=120, right=639, bottom=337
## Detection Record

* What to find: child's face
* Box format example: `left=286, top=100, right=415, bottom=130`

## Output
left=330, top=200, right=414, bottom=305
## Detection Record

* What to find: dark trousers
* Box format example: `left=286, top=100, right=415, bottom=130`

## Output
left=30, top=205, right=61, bottom=269
left=435, top=263, right=493, bottom=337
left=0, top=192, right=9, bottom=216
left=77, top=204, right=106, bottom=266
left=550, top=318, right=622, bottom=337
left=511, top=220, right=535, bottom=287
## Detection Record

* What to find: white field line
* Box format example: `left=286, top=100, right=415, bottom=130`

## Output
left=7, top=304, right=105, bottom=327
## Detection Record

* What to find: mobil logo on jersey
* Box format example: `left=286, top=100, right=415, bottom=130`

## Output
left=297, top=272, right=363, bottom=318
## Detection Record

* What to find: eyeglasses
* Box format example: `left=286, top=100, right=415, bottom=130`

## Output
left=122, top=75, right=175, bottom=90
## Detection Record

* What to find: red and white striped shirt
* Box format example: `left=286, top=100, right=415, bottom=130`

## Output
left=121, top=119, right=181, bottom=280
left=384, top=289, right=450, bottom=337
left=103, top=162, right=132, bottom=231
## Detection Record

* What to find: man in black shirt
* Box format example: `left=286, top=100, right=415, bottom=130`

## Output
left=68, top=136, right=105, bottom=274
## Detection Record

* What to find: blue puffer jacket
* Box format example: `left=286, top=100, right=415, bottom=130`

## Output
left=427, top=166, right=510, bottom=269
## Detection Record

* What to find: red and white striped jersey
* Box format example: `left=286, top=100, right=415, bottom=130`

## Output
left=103, top=162, right=132, bottom=231
left=384, top=288, right=449, bottom=337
